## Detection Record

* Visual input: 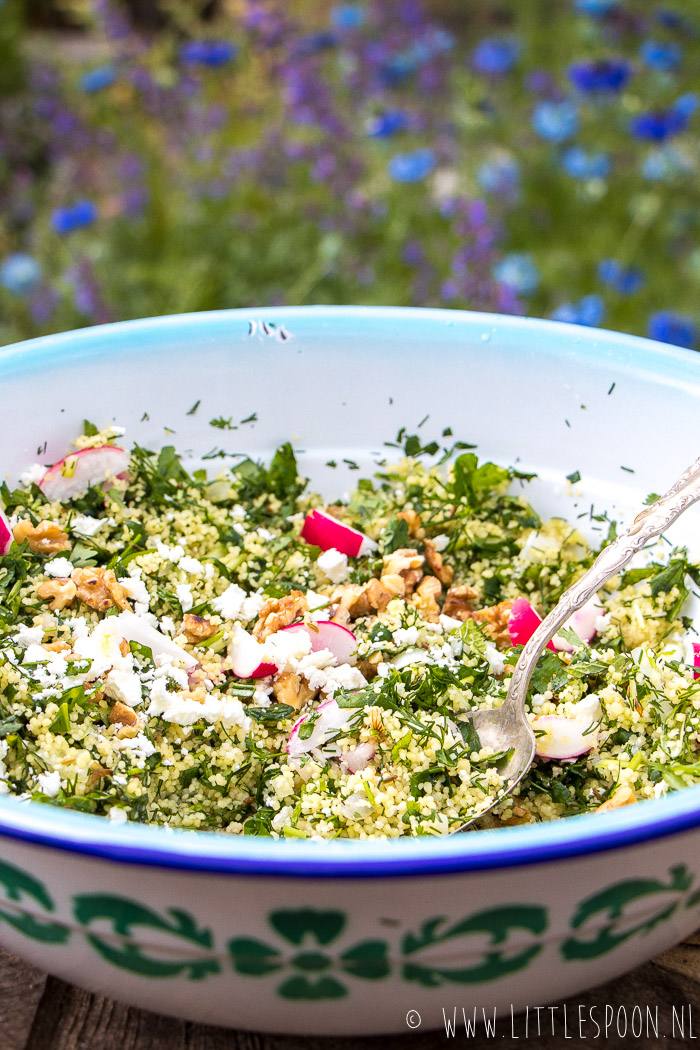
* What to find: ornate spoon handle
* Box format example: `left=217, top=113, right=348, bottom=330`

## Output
left=505, top=456, right=700, bottom=714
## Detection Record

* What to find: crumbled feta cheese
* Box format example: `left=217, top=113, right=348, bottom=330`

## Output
left=484, top=643, right=506, bottom=676
left=147, top=679, right=251, bottom=731
left=431, top=534, right=450, bottom=552
left=23, top=644, right=50, bottom=665
left=317, top=548, right=349, bottom=584
left=306, top=590, right=330, bottom=612
left=211, top=584, right=264, bottom=623
left=176, top=583, right=194, bottom=612
left=155, top=539, right=185, bottom=562
left=393, top=626, right=419, bottom=647
left=112, top=732, right=156, bottom=761
left=37, top=770, right=61, bottom=797
left=178, top=555, right=205, bottom=576
left=73, top=619, right=133, bottom=680
left=109, top=806, right=128, bottom=824
left=20, top=463, right=47, bottom=487
left=13, top=625, right=44, bottom=648
left=71, top=515, right=107, bottom=537
left=159, top=616, right=176, bottom=637
left=44, top=557, right=74, bottom=578
left=439, top=614, right=463, bottom=633
left=257, top=528, right=273, bottom=541
left=153, top=662, right=189, bottom=689
left=104, top=669, right=143, bottom=708
left=118, top=576, right=150, bottom=608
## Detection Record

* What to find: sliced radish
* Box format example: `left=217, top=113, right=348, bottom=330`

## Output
left=532, top=714, right=598, bottom=760
left=228, top=626, right=278, bottom=679
left=552, top=596, right=606, bottom=653
left=287, top=698, right=353, bottom=757
left=40, top=446, right=130, bottom=503
left=0, top=509, right=12, bottom=556
left=693, top=642, right=700, bottom=681
left=115, top=610, right=197, bottom=668
left=341, top=740, right=376, bottom=773
left=508, top=597, right=556, bottom=651
left=301, top=509, right=377, bottom=558
left=281, top=620, right=357, bottom=664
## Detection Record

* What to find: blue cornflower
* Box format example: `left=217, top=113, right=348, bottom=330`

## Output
left=492, top=253, right=539, bottom=296
left=630, top=95, right=696, bottom=141
left=179, top=40, right=238, bottom=66
left=387, top=148, right=436, bottom=183
left=551, top=294, right=605, bottom=327
left=51, top=201, right=98, bottom=235
left=477, top=155, right=521, bottom=195
left=568, top=58, right=632, bottom=93
left=80, top=66, right=116, bottom=92
left=648, top=311, right=698, bottom=349
left=367, top=110, right=409, bottom=138
left=641, top=149, right=676, bottom=180
left=331, top=5, right=365, bottom=29
left=532, top=100, right=579, bottom=142
left=471, top=38, right=519, bottom=76
left=0, top=254, right=42, bottom=296
left=597, top=259, right=644, bottom=294
left=574, top=0, right=618, bottom=15
left=562, top=146, right=611, bottom=179
left=640, top=39, right=682, bottom=70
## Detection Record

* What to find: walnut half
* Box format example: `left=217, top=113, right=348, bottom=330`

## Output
left=36, top=579, right=77, bottom=612
left=71, top=568, right=130, bottom=613
left=13, top=519, right=70, bottom=555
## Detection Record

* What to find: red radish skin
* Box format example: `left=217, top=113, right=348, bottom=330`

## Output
left=228, top=628, right=278, bottom=679
left=0, top=509, right=12, bottom=556
left=693, top=642, right=700, bottom=681
left=301, top=509, right=376, bottom=558
left=508, top=597, right=556, bottom=651
left=532, top=714, right=598, bottom=760
left=281, top=621, right=357, bottom=664
left=40, top=445, right=130, bottom=503
left=287, top=698, right=352, bottom=757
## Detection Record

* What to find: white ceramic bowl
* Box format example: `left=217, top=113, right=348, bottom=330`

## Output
left=1, top=307, right=700, bottom=1035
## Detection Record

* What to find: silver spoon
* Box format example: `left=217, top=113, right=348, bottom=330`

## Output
left=455, top=455, right=700, bottom=833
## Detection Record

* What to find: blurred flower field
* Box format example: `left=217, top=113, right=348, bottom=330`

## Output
left=0, top=0, right=699, bottom=348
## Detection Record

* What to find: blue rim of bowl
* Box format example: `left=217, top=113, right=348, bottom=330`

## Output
left=1, top=305, right=700, bottom=879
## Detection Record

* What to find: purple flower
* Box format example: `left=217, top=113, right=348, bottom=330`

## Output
left=294, top=32, right=338, bottom=57
left=562, top=146, right=611, bottom=179
left=180, top=41, right=238, bottom=67
left=568, top=58, right=632, bottom=93
left=0, top=254, right=42, bottom=296
left=648, top=311, right=698, bottom=349
left=51, top=201, right=98, bottom=235
left=471, top=38, right=519, bottom=76
left=331, top=5, right=365, bottom=30
left=597, top=259, right=644, bottom=294
left=80, top=66, right=116, bottom=92
left=551, top=294, right=605, bottom=326
left=367, top=110, right=409, bottom=137
left=492, top=253, right=539, bottom=295
left=639, top=39, right=682, bottom=70
left=532, top=100, right=579, bottom=142
left=377, top=52, right=417, bottom=87
left=387, top=148, right=436, bottom=182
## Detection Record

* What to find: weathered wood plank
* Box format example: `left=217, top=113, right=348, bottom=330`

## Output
left=0, top=950, right=46, bottom=1050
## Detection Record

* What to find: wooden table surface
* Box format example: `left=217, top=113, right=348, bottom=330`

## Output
left=2, top=935, right=700, bottom=1050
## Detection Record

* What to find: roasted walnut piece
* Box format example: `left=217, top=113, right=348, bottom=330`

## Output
left=182, top=614, right=217, bottom=643
left=470, top=600, right=514, bottom=648
left=272, top=670, right=317, bottom=710
left=381, top=548, right=424, bottom=595
left=396, top=509, right=424, bottom=539
left=71, top=568, right=130, bottom=613
left=36, top=579, right=77, bottom=611
left=253, top=591, right=308, bottom=641
left=331, top=584, right=371, bottom=622
left=442, top=584, right=478, bottom=621
left=597, top=783, right=637, bottom=812
left=13, top=519, right=71, bottom=555
left=412, top=575, right=442, bottom=622
left=423, top=538, right=454, bottom=586
left=108, top=701, right=143, bottom=739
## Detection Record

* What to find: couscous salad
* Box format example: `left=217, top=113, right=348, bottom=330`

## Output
left=0, top=424, right=698, bottom=837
